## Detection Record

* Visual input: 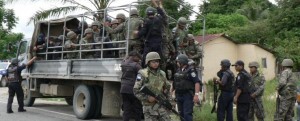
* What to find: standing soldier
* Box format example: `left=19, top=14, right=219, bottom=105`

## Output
left=79, top=28, right=94, bottom=59
left=124, top=9, right=144, bottom=54
left=133, top=52, right=171, bottom=121
left=64, top=31, right=78, bottom=59
left=134, top=0, right=167, bottom=66
left=172, top=54, right=201, bottom=121
left=232, top=60, right=251, bottom=121
left=185, top=34, right=202, bottom=67
left=248, top=61, right=265, bottom=121
left=121, top=51, right=143, bottom=121
left=6, top=57, right=37, bottom=113
left=173, top=17, right=188, bottom=54
left=213, top=59, right=235, bottom=121
left=274, top=59, right=297, bottom=121
left=110, top=19, right=120, bottom=58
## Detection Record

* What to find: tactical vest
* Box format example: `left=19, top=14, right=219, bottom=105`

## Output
left=219, top=70, right=235, bottom=92
left=140, top=68, right=167, bottom=95
left=121, top=60, right=139, bottom=86
left=237, top=71, right=252, bottom=93
left=124, top=17, right=143, bottom=40
left=145, top=16, right=163, bottom=38
left=7, top=65, right=20, bottom=83
left=174, top=66, right=195, bottom=91
left=280, top=69, right=297, bottom=98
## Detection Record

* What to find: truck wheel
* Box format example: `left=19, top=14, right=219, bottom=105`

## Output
left=0, top=77, right=7, bottom=87
left=73, top=85, right=96, bottom=119
left=65, top=97, right=73, bottom=106
left=22, top=80, right=35, bottom=106
left=92, top=86, right=103, bottom=119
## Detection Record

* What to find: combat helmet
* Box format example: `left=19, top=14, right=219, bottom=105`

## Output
left=91, top=21, right=100, bottom=28
left=11, top=58, right=18, bottom=65
left=176, top=54, right=189, bottom=65
left=116, top=13, right=126, bottom=21
left=220, top=59, right=231, bottom=67
left=67, top=31, right=76, bottom=39
left=84, top=28, right=93, bottom=35
left=281, top=59, right=293, bottom=67
left=187, top=34, right=195, bottom=41
left=146, top=7, right=156, bottom=16
left=177, top=17, right=188, bottom=25
left=130, top=9, right=138, bottom=16
left=249, top=61, right=260, bottom=68
left=111, top=19, right=119, bottom=25
left=145, top=52, right=160, bottom=65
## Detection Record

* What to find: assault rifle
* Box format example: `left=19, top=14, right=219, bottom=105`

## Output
left=211, top=81, right=218, bottom=113
left=139, top=86, right=185, bottom=121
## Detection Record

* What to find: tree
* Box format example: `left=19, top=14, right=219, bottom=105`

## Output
left=5, top=0, right=110, bottom=24
left=200, top=0, right=245, bottom=15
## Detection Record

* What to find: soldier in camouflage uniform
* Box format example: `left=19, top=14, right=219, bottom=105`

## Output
left=173, top=17, right=188, bottom=54
left=91, top=21, right=102, bottom=58
left=124, top=9, right=144, bottom=54
left=64, top=31, right=78, bottom=59
left=104, top=13, right=126, bottom=58
left=274, top=59, right=297, bottom=121
left=110, top=19, right=120, bottom=58
left=185, top=34, right=202, bottom=67
left=248, top=61, right=265, bottom=121
left=79, top=28, right=94, bottom=59
left=133, top=52, right=171, bottom=121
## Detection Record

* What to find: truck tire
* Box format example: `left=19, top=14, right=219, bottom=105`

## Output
left=65, top=97, right=73, bottom=106
left=0, top=77, right=7, bottom=87
left=92, top=86, right=103, bottom=119
left=22, top=80, right=35, bottom=106
left=73, top=85, right=96, bottom=119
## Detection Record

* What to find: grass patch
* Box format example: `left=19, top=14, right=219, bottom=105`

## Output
left=194, top=80, right=278, bottom=121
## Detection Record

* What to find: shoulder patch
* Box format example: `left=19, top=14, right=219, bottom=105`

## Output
left=191, top=72, right=196, bottom=77
left=136, top=74, right=142, bottom=81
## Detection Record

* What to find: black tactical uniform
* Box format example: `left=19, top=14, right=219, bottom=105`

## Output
left=120, top=52, right=143, bottom=121
left=6, top=60, right=27, bottom=113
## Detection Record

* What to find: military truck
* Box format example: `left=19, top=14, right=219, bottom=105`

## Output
left=16, top=1, right=205, bottom=120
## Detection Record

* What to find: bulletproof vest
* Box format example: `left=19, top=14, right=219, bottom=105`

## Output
left=141, top=68, right=167, bottom=95
left=145, top=16, right=163, bottom=38
left=239, top=71, right=252, bottom=93
left=124, top=17, right=143, bottom=40
left=121, top=60, right=139, bottom=86
left=280, top=69, right=297, bottom=98
left=7, top=65, right=20, bottom=83
left=219, top=70, right=235, bottom=92
left=174, top=66, right=195, bottom=91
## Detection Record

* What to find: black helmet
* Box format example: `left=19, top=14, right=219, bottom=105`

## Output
left=220, top=59, right=231, bottom=67
left=176, top=54, right=189, bottom=65
left=11, top=58, right=18, bottom=65
left=146, top=7, right=156, bottom=16
left=129, top=51, right=142, bottom=59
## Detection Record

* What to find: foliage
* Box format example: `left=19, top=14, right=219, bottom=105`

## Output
left=0, top=32, right=24, bottom=59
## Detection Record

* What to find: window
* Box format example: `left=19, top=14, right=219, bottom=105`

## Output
left=262, top=58, right=267, bottom=68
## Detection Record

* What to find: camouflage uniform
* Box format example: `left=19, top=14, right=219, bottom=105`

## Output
left=249, top=71, right=265, bottom=121
left=91, top=21, right=102, bottom=58
left=173, top=17, right=188, bottom=54
left=274, top=59, right=297, bottom=121
left=185, top=34, right=202, bottom=67
left=64, top=31, right=78, bottom=59
left=133, top=52, right=171, bottom=121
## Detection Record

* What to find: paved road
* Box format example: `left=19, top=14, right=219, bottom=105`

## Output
left=0, top=87, right=122, bottom=121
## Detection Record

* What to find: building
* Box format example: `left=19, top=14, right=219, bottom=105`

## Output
left=195, top=34, right=276, bottom=81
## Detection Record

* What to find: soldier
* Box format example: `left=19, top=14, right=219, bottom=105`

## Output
left=64, top=21, right=88, bottom=37
left=91, top=21, right=101, bottom=41
left=79, top=28, right=94, bottom=59
left=274, top=59, right=297, bottom=121
left=248, top=61, right=265, bottom=121
left=134, top=0, right=167, bottom=67
left=121, top=51, right=143, bottom=121
left=133, top=52, right=171, bottom=121
left=110, top=19, right=121, bottom=58
left=173, top=17, right=188, bottom=54
left=64, top=31, right=78, bottom=59
left=232, top=60, right=251, bottom=121
left=185, top=34, right=202, bottom=67
left=172, top=54, right=201, bottom=121
left=6, top=57, right=37, bottom=113
left=124, top=9, right=144, bottom=54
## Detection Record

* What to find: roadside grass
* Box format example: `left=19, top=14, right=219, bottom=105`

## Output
left=193, top=80, right=278, bottom=121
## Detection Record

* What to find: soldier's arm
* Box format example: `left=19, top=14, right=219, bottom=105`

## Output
left=64, top=41, right=71, bottom=49
left=133, top=73, right=148, bottom=102
left=192, top=46, right=203, bottom=59
left=105, top=24, right=124, bottom=34
left=254, top=76, right=266, bottom=96
left=277, top=70, right=289, bottom=91
left=137, top=21, right=149, bottom=38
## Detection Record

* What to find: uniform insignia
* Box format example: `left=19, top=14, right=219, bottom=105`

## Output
left=136, top=74, right=142, bottom=81
left=191, top=72, right=196, bottom=77
left=237, top=76, right=240, bottom=80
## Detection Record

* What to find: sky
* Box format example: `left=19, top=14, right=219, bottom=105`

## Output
left=5, top=0, right=277, bottom=38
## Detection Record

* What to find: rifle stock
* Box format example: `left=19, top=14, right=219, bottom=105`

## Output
left=211, top=83, right=218, bottom=113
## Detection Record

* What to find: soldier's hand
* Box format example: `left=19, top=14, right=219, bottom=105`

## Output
left=148, top=96, right=156, bottom=103
left=251, top=93, right=256, bottom=98
left=193, top=95, right=199, bottom=103
left=133, top=31, right=139, bottom=35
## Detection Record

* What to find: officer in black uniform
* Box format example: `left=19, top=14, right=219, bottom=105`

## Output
left=172, top=54, right=201, bottom=121
left=232, top=60, right=251, bottom=121
left=6, top=56, right=37, bottom=113
left=120, top=51, right=143, bottom=121
left=213, top=59, right=235, bottom=121
left=135, top=0, right=167, bottom=67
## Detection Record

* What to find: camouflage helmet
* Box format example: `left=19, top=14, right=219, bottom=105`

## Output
left=91, top=21, right=100, bottom=27
left=130, top=9, right=138, bottom=16
left=57, top=35, right=66, bottom=41
left=116, top=13, right=126, bottom=20
left=249, top=61, right=260, bottom=68
left=177, top=17, right=188, bottom=25
left=111, top=19, right=119, bottom=25
left=176, top=54, right=189, bottom=65
left=220, top=59, right=231, bottom=67
left=281, top=59, right=293, bottom=67
left=84, top=28, right=93, bottom=35
left=187, top=34, right=195, bottom=41
left=146, top=7, right=156, bottom=15
left=11, top=58, right=18, bottom=65
left=145, top=52, right=160, bottom=65
left=67, top=31, right=76, bottom=39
